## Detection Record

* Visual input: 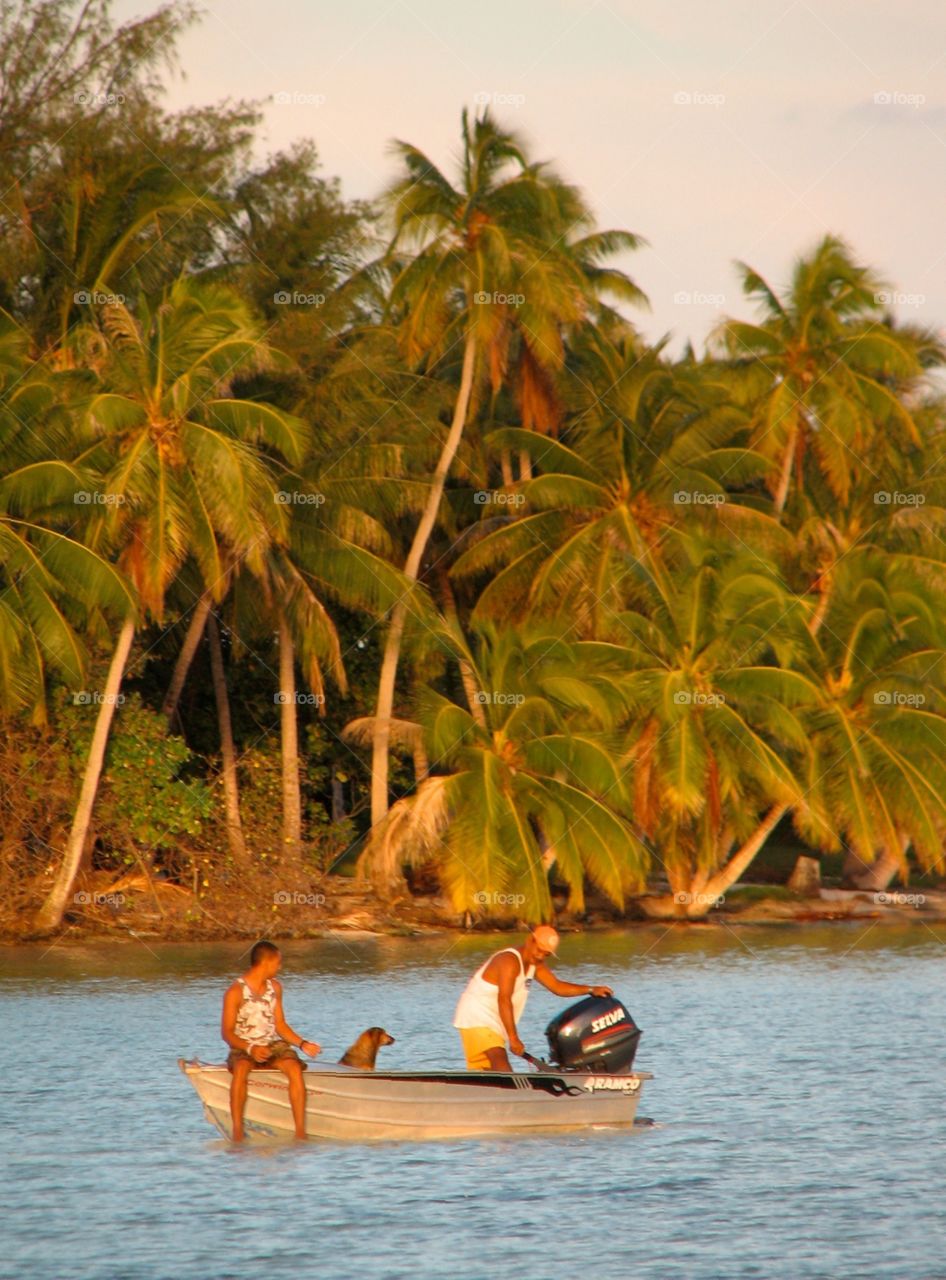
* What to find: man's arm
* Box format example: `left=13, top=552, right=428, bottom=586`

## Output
left=492, top=954, right=525, bottom=1057
left=272, top=979, right=321, bottom=1056
left=533, top=964, right=612, bottom=998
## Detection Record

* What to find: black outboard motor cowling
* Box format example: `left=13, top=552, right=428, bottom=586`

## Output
left=545, top=995, right=641, bottom=1073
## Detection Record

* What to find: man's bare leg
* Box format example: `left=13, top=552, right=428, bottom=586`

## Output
left=484, top=1046, right=513, bottom=1072
left=275, top=1057, right=307, bottom=1138
left=229, top=1058, right=253, bottom=1141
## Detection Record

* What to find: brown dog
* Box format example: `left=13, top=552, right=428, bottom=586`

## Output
left=338, top=1027, right=395, bottom=1069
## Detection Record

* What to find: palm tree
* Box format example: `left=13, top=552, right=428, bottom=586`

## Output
left=614, top=537, right=813, bottom=916
left=766, top=380, right=946, bottom=642
left=790, top=555, right=946, bottom=890
left=360, top=623, right=649, bottom=919
left=453, top=340, right=767, bottom=635
left=0, top=310, right=134, bottom=719
left=369, top=107, right=645, bottom=826
left=34, top=280, right=306, bottom=932
left=227, top=459, right=429, bottom=865
left=711, top=235, right=938, bottom=514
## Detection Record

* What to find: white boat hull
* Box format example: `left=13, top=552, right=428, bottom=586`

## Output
left=178, top=1059, right=653, bottom=1142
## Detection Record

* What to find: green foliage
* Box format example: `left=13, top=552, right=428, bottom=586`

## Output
left=64, top=691, right=212, bottom=851
left=2, top=0, right=946, bottom=928
left=367, top=622, right=650, bottom=919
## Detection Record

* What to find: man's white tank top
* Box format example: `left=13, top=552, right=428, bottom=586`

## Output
left=452, top=948, right=536, bottom=1036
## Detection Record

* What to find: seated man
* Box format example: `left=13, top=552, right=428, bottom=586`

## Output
left=452, top=925, right=613, bottom=1071
left=221, top=940, right=321, bottom=1141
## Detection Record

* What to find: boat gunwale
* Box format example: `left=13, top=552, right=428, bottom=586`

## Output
left=178, top=1058, right=654, bottom=1083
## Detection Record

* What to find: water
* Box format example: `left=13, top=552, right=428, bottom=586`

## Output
left=2, top=924, right=945, bottom=1280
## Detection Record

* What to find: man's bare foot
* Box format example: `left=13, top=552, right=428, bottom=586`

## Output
left=232, top=1129, right=245, bottom=1143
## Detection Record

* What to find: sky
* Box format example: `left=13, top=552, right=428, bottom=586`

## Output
left=114, top=0, right=946, bottom=353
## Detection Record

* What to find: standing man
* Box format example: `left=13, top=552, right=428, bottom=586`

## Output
left=221, top=940, right=321, bottom=1141
left=453, top=925, right=613, bottom=1071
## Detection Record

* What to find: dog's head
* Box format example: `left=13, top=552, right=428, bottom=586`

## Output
left=366, top=1026, right=395, bottom=1047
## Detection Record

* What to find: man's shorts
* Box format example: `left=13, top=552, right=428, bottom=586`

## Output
left=458, top=1026, right=506, bottom=1070
left=226, top=1040, right=304, bottom=1072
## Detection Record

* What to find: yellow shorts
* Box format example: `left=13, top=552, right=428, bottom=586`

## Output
left=458, top=1026, right=506, bottom=1070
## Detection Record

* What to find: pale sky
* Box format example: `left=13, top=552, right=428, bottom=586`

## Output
left=114, top=0, right=946, bottom=353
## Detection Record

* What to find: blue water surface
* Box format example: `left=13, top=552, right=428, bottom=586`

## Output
left=2, top=923, right=945, bottom=1280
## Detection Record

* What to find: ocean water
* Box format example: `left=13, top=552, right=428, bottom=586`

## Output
left=2, top=923, right=945, bottom=1280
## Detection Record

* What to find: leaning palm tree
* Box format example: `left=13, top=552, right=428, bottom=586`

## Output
left=615, top=536, right=814, bottom=916
left=361, top=623, right=650, bottom=919
left=369, top=107, right=646, bottom=826
left=34, top=280, right=306, bottom=932
left=710, top=235, right=939, bottom=514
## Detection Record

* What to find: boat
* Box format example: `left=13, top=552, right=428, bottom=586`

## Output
left=178, top=993, right=653, bottom=1142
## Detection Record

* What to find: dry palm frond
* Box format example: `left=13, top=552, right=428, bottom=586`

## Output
left=342, top=715, right=424, bottom=750
left=357, top=775, right=451, bottom=891
left=107, top=871, right=191, bottom=896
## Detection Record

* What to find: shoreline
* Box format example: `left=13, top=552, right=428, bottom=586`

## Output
left=3, top=882, right=945, bottom=947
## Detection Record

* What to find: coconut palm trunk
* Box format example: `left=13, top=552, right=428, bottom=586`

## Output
left=842, top=838, right=908, bottom=892
left=162, top=591, right=213, bottom=726
left=700, top=803, right=788, bottom=903
left=206, top=613, right=247, bottom=865
left=370, top=330, right=477, bottom=825
left=646, top=805, right=789, bottom=919
left=773, top=427, right=796, bottom=514
left=34, top=614, right=137, bottom=933
left=437, top=569, right=487, bottom=727
left=279, top=617, right=303, bottom=863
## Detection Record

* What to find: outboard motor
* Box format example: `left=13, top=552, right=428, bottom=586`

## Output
left=545, top=995, right=641, bottom=1073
